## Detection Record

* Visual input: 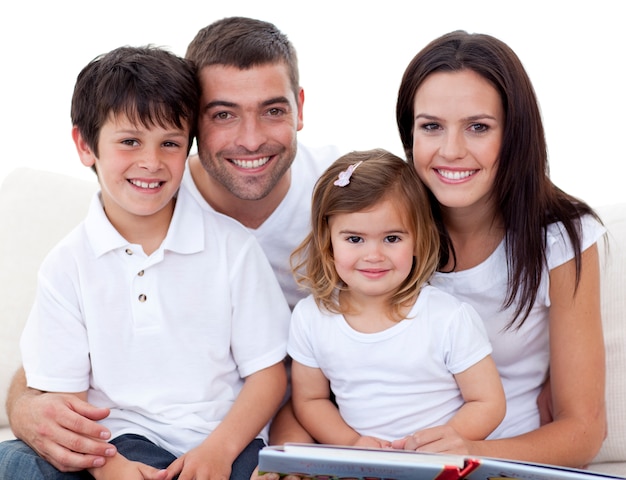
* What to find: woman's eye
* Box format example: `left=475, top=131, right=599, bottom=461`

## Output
left=421, top=122, right=440, bottom=131
left=470, top=123, right=488, bottom=133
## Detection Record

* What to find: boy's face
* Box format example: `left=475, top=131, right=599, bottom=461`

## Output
left=195, top=62, right=304, bottom=201
left=73, top=114, right=190, bottom=229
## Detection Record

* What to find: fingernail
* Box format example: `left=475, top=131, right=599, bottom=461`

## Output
left=105, top=448, right=115, bottom=456
left=93, top=458, right=105, bottom=467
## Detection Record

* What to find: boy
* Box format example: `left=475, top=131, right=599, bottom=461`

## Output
left=18, top=45, right=290, bottom=480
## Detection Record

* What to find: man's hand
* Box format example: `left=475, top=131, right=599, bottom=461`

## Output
left=9, top=370, right=114, bottom=472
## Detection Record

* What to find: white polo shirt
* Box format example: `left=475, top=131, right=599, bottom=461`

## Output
left=21, top=185, right=291, bottom=456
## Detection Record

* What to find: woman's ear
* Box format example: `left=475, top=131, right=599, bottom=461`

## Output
left=72, top=126, right=97, bottom=168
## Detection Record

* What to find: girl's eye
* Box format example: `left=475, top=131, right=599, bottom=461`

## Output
left=385, top=235, right=401, bottom=243
left=347, top=236, right=363, bottom=244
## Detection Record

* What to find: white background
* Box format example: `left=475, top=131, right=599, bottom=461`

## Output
left=2, top=0, right=623, bottom=207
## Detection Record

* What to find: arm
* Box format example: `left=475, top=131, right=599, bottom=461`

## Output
left=447, top=355, right=506, bottom=440
left=394, top=245, right=606, bottom=467
left=165, top=362, right=287, bottom=480
left=6, top=367, right=116, bottom=472
left=291, top=360, right=389, bottom=448
left=269, top=398, right=315, bottom=445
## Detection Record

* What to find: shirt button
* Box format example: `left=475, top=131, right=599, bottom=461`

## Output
left=138, top=270, right=144, bottom=276
left=125, top=248, right=133, bottom=255
left=138, top=294, right=147, bottom=302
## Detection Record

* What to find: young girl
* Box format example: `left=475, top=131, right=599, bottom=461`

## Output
left=288, top=149, right=505, bottom=448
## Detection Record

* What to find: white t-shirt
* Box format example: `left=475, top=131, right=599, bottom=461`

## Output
left=288, top=285, right=492, bottom=441
left=183, top=142, right=340, bottom=309
left=21, top=186, right=291, bottom=456
left=429, top=214, right=606, bottom=439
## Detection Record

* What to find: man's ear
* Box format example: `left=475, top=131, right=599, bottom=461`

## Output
left=72, top=126, right=97, bottom=168
left=296, top=87, right=304, bottom=132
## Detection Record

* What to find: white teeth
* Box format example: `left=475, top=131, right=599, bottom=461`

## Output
left=130, top=179, right=161, bottom=189
left=437, top=169, right=475, bottom=180
left=231, top=156, right=270, bottom=169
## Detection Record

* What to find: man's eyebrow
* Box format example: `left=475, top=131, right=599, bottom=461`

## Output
left=261, top=96, right=291, bottom=107
left=205, top=100, right=236, bottom=110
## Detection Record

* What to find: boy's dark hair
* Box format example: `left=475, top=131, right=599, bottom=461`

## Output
left=71, top=45, right=199, bottom=157
left=186, top=16, right=299, bottom=98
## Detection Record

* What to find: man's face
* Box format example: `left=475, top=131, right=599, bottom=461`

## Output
left=196, top=63, right=304, bottom=201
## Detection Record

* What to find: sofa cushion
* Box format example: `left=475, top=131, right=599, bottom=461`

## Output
left=0, top=168, right=97, bottom=431
left=590, top=203, right=626, bottom=472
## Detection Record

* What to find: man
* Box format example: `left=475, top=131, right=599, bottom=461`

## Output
left=2, top=16, right=339, bottom=476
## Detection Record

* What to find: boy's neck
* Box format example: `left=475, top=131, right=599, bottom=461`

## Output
left=103, top=198, right=175, bottom=256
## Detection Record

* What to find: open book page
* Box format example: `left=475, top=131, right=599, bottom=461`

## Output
left=259, top=444, right=626, bottom=480
left=259, top=444, right=473, bottom=480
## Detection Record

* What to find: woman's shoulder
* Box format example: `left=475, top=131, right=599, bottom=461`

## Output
left=545, top=213, right=606, bottom=269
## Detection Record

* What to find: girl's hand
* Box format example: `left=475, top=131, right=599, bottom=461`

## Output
left=353, top=435, right=392, bottom=449
left=391, top=425, right=470, bottom=455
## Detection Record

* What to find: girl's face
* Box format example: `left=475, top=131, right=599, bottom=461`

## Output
left=329, top=198, right=415, bottom=302
left=411, top=69, right=504, bottom=214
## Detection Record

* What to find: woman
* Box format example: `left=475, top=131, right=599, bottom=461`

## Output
left=393, top=30, right=606, bottom=467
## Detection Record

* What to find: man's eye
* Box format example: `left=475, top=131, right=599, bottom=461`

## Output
left=267, top=108, right=284, bottom=116
left=214, top=112, right=232, bottom=120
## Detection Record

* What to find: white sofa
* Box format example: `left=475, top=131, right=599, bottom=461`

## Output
left=0, top=167, right=625, bottom=475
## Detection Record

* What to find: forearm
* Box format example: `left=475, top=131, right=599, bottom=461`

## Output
left=469, top=413, right=606, bottom=467
left=207, top=363, right=287, bottom=460
left=6, top=367, right=39, bottom=438
left=295, top=398, right=358, bottom=446
left=446, top=398, right=506, bottom=441
left=269, top=399, right=314, bottom=445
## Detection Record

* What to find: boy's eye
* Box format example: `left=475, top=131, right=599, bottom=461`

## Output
left=121, top=139, right=139, bottom=146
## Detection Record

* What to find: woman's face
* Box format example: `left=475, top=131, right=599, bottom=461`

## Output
left=411, top=69, right=504, bottom=213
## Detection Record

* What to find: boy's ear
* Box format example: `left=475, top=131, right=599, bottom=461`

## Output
left=72, top=126, right=96, bottom=168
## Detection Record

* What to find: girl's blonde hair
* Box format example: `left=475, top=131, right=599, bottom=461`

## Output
left=291, top=148, right=440, bottom=321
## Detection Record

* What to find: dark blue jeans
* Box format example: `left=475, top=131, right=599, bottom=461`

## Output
left=0, top=434, right=264, bottom=480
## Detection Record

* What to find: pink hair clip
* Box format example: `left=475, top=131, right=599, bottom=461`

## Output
left=333, top=161, right=363, bottom=187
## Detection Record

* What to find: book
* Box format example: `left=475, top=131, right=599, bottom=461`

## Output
left=258, top=443, right=625, bottom=480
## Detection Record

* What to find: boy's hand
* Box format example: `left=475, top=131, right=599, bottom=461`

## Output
left=11, top=390, right=114, bottom=471
left=164, top=443, right=232, bottom=480
left=90, top=453, right=168, bottom=480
